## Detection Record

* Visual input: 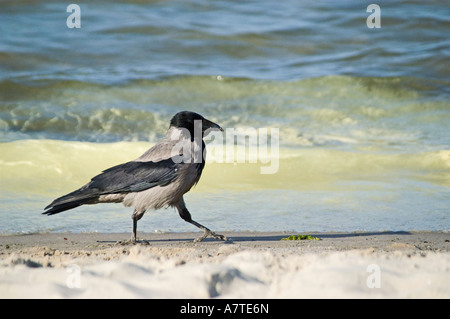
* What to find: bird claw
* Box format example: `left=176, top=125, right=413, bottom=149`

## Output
left=194, top=229, right=228, bottom=243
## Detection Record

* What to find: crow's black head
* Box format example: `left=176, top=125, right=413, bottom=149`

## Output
left=170, top=111, right=222, bottom=139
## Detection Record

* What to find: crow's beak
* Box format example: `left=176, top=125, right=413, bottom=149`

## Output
left=203, top=119, right=223, bottom=132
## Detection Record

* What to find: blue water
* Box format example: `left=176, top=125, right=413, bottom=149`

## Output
left=0, top=0, right=449, bottom=234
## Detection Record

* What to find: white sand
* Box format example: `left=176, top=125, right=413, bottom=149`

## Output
left=0, top=231, right=449, bottom=298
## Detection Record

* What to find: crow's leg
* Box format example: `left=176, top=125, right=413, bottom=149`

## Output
left=188, top=219, right=227, bottom=243
left=131, top=214, right=138, bottom=243
left=175, top=199, right=227, bottom=243
left=115, top=210, right=146, bottom=245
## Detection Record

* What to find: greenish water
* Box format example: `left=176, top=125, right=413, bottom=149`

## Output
left=0, top=0, right=448, bottom=234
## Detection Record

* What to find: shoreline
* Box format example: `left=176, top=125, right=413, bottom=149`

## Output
left=1, top=231, right=449, bottom=298
left=1, top=230, right=449, bottom=253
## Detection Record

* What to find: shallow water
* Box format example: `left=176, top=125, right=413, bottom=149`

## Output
left=0, top=0, right=449, bottom=234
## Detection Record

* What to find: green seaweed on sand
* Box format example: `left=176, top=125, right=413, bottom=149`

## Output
left=281, top=235, right=321, bottom=241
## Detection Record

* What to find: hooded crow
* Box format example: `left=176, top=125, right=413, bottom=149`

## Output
left=43, top=111, right=227, bottom=243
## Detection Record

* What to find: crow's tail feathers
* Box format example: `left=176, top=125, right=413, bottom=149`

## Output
left=43, top=186, right=98, bottom=216
left=43, top=201, right=84, bottom=215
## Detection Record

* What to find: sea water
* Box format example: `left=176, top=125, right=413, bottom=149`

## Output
left=0, top=0, right=449, bottom=234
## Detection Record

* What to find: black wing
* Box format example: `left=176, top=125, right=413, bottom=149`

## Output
left=90, top=158, right=181, bottom=194
left=43, top=156, right=183, bottom=215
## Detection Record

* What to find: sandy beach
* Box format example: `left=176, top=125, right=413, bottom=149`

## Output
left=0, top=231, right=449, bottom=299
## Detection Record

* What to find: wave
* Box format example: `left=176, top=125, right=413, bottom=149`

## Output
left=1, top=75, right=448, bottom=146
